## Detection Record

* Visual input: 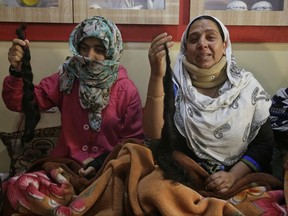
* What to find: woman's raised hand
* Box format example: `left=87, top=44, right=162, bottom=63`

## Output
left=148, top=32, right=173, bottom=78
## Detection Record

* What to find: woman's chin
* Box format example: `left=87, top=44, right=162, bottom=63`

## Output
left=196, top=62, right=213, bottom=69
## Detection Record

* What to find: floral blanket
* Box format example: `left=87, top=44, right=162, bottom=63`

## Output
left=1, top=143, right=285, bottom=216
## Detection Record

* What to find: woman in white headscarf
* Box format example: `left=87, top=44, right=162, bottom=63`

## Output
left=143, top=15, right=274, bottom=193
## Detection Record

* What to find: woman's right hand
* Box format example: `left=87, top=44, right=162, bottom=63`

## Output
left=143, top=33, right=173, bottom=139
left=8, top=38, right=29, bottom=71
left=148, top=32, right=173, bottom=78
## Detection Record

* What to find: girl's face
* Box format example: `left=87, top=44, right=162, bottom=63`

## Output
left=185, top=19, right=227, bottom=69
left=78, top=37, right=106, bottom=61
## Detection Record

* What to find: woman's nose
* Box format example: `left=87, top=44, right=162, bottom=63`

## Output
left=197, top=37, right=207, bottom=48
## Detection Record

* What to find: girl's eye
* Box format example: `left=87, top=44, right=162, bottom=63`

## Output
left=79, top=45, right=89, bottom=52
left=79, top=44, right=106, bottom=55
left=93, top=47, right=106, bottom=54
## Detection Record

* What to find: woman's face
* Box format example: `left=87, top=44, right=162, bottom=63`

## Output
left=78, top=37, right=106, bottom=61
left=185, top=19, right=227, bottom=69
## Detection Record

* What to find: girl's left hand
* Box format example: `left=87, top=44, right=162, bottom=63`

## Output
left=79, top=157, right=96, bottom=177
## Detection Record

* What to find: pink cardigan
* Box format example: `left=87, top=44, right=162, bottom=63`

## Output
left=2, top=65, right=144, bottom=164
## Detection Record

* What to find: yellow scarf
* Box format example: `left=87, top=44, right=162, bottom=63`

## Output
left=182, top=56, right=227, bottom=89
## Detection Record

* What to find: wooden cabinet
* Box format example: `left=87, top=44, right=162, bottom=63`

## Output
left=190, top=0, right=288, bottom=26
left=2, top=0, right=287, bottom=26
left=0, top=0, right=73, bottom=23
left=1, top=0, right=288, bottom=42
left=73, top=0, right=179, bottom=24
left=0, top=0, right=179, bottom=24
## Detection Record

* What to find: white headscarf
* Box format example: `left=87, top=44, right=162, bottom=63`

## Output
left=173, top=15, right=271, bottom=166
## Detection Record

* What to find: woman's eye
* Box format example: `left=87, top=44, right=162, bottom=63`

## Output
left=188, top=37, right=198, bottom=43
left=207, top=34, right=217, bottom=41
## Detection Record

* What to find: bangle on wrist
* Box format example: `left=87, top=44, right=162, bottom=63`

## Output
left=146, top=94, right=165, bottom=99
left=9, top=65, right=23, bottom=78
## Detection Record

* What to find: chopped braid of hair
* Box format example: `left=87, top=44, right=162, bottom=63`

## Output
left=16, top=23, right=41, bottom=143
left=159, top=44, right=177, bottom=149
left=152, top=43, right=194, bottom=187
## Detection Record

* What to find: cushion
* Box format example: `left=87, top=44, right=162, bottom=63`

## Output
left=0, top=126, right=61, bottom=176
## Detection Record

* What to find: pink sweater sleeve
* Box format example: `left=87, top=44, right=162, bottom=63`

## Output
left=2, top=73, right=60, bottom=112
left=118, top=82, right=145, bottom=143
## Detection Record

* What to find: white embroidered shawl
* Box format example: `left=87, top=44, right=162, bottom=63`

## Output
left=173, top=15, right=271, bottom=166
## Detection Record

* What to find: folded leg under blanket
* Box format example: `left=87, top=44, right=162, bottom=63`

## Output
left=1, top=142, right=286, bottom=216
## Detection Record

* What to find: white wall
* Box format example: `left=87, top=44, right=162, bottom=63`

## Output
left=0, top=41, right=287, bottom=172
